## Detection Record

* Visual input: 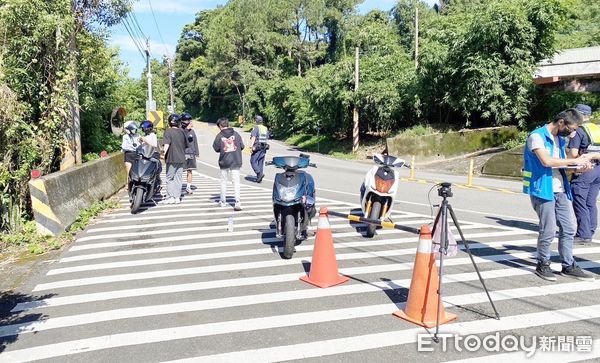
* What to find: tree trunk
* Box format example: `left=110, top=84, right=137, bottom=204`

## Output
left=61, top=24, right=81, bottom=171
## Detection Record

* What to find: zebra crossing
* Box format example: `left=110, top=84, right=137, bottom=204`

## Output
left=1, top=172, right=600, bottom=362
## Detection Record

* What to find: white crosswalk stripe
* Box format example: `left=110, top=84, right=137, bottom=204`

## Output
left=2, top=172, right=599, bottom=362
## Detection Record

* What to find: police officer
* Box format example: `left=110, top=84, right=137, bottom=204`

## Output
left=249, top=115, right=270, bottom=183
left=568, top=104, right=600, bottom=245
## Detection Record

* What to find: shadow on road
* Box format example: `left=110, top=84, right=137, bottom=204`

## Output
left=485, top=216, right=539, bottom=231
left=0, top=291, right=55, bottom=353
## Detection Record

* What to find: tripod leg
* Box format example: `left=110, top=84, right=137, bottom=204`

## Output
left=434, top=203, right=448, bottom=342
left=447, top=205, right=500, bottom=320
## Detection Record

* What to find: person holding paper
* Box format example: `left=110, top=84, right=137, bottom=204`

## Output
left=523, top=108, right=594, bottom=282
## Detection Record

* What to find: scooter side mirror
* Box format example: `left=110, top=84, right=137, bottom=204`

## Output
left=309, top=163, right=317, bottom=168
left=373, top=153, right=385, bottom=165
left=392, top=158, right=406, bottom=168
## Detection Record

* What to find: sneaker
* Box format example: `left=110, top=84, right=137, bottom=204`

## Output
left=535, top=261, right=557, bottom=281
left=234, top=202, right=242, bottom=211
left=574, top=237, right=592, bottom=245
left=219, top=201, right=228, bottom=208
left=561, top=263, right=595, bottom=281
left=256, top=172, right=264, bottom=183
left=174, top=198, right=181, bottom=204
left=186, top=186, right=193, bottom=195
left=161, top=197, right=175, bottom=205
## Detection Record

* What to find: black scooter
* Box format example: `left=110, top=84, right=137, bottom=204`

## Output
left=267, top=154, right=316, bottom=259
left=129, top=146, right=161, bottom=214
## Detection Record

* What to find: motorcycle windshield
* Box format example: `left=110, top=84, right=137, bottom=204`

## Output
left=273, top=156, right=309, bottom=169
left=139, top=145, right=156, bottom=159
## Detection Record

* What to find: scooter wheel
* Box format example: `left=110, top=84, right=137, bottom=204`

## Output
left=366, top=201, right=381, bottom=238
left=283, top=214, right=296, bottom=259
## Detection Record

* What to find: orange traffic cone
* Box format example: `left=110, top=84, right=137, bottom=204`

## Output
left=393, top=225, right=457, bottom=328
left=300, top=207, right=349, bottom=288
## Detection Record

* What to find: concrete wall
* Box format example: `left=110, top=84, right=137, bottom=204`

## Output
left=481, top=145, right=524, bottom=178
left=386, top=126, right=519, bottom=163
left=29, top=153, right=126, bottom=236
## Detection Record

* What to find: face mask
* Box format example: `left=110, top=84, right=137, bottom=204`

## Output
left=557, top=127, right=573, bottom=137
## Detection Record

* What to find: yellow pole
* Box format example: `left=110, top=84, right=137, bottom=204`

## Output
left=467, top=159, right=474, bottom=187
left=409, top=155, right=416, bottom=180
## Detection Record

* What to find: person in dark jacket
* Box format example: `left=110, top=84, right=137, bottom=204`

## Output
left=180, top=113, right=199, bottom=194
left=163, top=114, right=188, bottom=204
left=212, top=117, right=244, bottom=211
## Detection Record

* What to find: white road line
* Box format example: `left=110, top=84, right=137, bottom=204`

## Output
left=68, top=224, right=519, bottom=256
left=34, top=244, right=598, bottom=292
left=108, top=201, right=351, bottom=217
left=95, top=208, right=275, bottom=223
left=193, top=161, right=539, bottom=223
left=59, top=228, right=527, bottom=264
left=48, top=234, right=540, bottom=276
left=8, top=268, right=600, bottom=339
left=16, top=256, right=600, bottom=313
left=4, top=298, right=600, bottom=361
left=163, top=303, right=600, bottom=363
left=444, top=339, right=600, bottom=362
left=85, top=214, right=278, bottom=233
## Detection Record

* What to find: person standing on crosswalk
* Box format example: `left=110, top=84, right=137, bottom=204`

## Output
left=213, top=117, right=244, bottom=211
left=180, top=113, right=199, bottom=194
left=163, top=114, right=188, bottom=204
left=249, top=115, right=270, bottom=183
left=523, top=109, right=595, bottom=282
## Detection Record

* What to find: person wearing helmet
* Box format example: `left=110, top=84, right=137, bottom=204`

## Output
left=180, top=113, right=199, bottom=194
left=122, top=120, right=140, bottom=175
left=139, top=120, right=158, bottom=154
left=163, top=114, right=189, bottom=204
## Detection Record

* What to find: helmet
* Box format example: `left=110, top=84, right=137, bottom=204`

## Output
left=168, top=114, right=180, bottom=127
left=124, top=120, right=138, bottom=135
left=180, top=113, right=192, bottom=128
left=140, top=120, right=153, bottom=134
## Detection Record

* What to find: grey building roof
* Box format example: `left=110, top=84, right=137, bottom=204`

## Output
left=534, top=46, right=600, bottom=80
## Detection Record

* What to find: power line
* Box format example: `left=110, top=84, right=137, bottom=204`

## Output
left=124, top=14, right=146, bottom=48
left=121, top=19, right=146, bottom=61
left=129, top=11, right=148, bottom=41
left=148, top=0, right=170, bottom=56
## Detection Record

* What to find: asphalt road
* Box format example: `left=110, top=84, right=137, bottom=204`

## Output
left=0, top=122, right=599, bottom=362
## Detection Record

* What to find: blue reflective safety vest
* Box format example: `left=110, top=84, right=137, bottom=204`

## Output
left=522, top=125, right=572, bottom=201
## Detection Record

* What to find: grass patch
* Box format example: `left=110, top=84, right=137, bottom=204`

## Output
left=0, top=198, right=119, bottom=256
left=501, top=130, right=528, bottom=150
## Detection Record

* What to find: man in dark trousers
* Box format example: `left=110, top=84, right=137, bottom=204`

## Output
left=568, top=104, right=600, bottom=244
left=212, top=117, right=245, bottom=211
left=180, top=113, right=199, bottom=194
left=249, top=115, right=270, bottom=183
left=163, top=114, right=188, bottom=204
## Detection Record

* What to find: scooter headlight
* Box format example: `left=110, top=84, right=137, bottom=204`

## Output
left=374, top=175, right=394, bottom=193
left=278, top=185, right=299, bottom=202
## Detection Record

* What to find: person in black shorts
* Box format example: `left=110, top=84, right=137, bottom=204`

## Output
left=181, top=113, right=199, bottom=194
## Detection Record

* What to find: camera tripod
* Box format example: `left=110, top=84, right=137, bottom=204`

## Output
left=431, top=182, right=500, bottom=343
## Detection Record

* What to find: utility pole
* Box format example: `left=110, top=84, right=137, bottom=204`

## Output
left=166, top=57, right=175, bottom=114
left=352, top=47, right=360, bottom=154
left=145, top=38, right=155, bottom=119
left=415, top=7, right=419, bottom=69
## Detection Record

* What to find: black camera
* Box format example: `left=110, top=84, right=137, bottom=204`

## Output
left=438, top=182, right=453, bottom=198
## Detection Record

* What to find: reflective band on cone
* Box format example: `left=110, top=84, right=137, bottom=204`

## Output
left=393, top=225, right=457, bottom=328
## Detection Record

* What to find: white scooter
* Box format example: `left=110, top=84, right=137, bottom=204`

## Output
left=360, top=153, right=408, bottom=237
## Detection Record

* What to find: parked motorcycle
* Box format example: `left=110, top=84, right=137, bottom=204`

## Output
left=129, top=146, right=161, bottom=214
left=360, top=153, right=408, bottom=237
left=267, top=154, right=316, bottom=259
